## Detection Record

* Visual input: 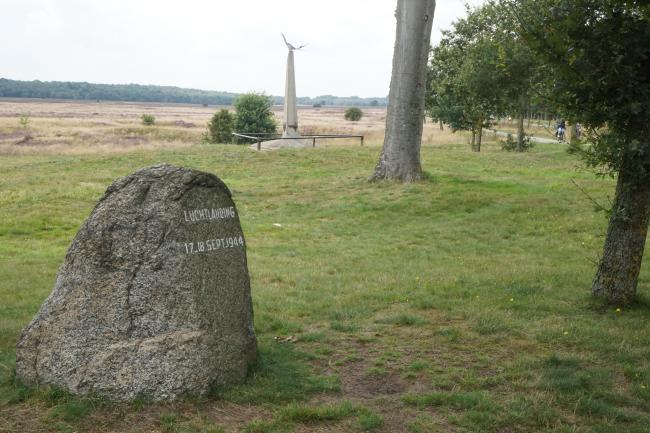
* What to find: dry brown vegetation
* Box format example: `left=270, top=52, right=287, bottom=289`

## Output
left=0, top=98, right=473, bottom=155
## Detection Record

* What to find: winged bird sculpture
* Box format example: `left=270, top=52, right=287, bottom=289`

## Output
left=281, top=33, right=307, bottom=51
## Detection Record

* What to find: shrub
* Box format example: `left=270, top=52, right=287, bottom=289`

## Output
left=18, top=113, right=32, bottom=141
left=233, top=93, right=277, bottom=144
left=141, top=114, right=155, bottom=126
left=344, top=107, right=363, bottom=121
left=19, top=114, right=30, bottom=131
left=206, top=109, right=234, bottom=144
left=501, top=133, right=534, bottom=152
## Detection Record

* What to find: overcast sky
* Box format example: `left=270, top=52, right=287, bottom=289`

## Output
left=1, top=0, right=485, bottom=98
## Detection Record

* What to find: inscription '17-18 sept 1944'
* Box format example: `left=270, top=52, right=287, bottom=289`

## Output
left=184, top=236, right=244, bottom=254
left=181, top=206, right=244, bottom=255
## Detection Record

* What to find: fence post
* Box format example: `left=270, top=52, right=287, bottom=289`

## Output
left=312, top=137, right=316, bottom=147
left=360, top=136, right=364, bottom=146
left=257, top=139, right=261, bottom=151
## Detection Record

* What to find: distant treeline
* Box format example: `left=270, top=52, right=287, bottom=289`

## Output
left=0, top=78, right=387, bottom=107
left=291, top=95, right=387, bottom=107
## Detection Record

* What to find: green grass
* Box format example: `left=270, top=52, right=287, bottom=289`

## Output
left=357, top=409, right=384, bottom=431
left=375, top=313, right=426, bottom=326
left=1, top=142, right=650, bottom=432
left=212, top=338, right=340, bottom=404
left=243, top=401, right=384, bottom=433
left=278, top=400, right=356, bottom=422
left=403, top=391, right=495, bottom=410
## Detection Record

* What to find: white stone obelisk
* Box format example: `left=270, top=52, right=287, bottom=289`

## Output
left=281, top=33, right=305, bottom=139
left=283, top=49, right=299, bottom=138
left=253, top=35, right=308, bottom=150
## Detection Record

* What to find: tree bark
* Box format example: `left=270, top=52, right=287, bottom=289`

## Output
left=471, top=128, right=476, bottom=151
left=476, top=120, right=483, bottom=152
left=568, top=123, right=578, bottom=142
left=516, top=93, right=527, bottom=152
left=592, top=168, right=650, bottom=305
left=371, top=0, right=436, bottom=182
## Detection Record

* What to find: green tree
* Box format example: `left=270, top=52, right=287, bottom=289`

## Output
left=344, top=107, right=363, bottom=121
left=206, top=109, right=234, bottom=143
left=233, top=93, right=277, bottom=143
left=487, top=1, right=546, bottom=151
left=427, top=5, right=510, bottom=152
left=508, top=0, right=650, bottom=304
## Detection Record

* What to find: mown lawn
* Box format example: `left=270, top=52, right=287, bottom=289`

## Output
left=1, top=141, right=649, bottom=433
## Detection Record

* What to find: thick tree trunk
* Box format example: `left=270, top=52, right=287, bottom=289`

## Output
left=371, top=0, right=436, bottom=182
left=470, top=129, right=476, bottom=151
left=592, top=168, right=650, bottom=305
left=476, top=121, right=483, bottom=152
left=516, top=94, right=527, bottom=152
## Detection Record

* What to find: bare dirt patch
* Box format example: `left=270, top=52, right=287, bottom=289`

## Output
left=343, top=370, right=408, bottom=398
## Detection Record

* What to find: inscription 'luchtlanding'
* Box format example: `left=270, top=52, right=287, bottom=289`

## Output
left=184, top=206, right=236, bottom=222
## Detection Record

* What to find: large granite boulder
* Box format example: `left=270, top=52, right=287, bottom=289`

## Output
left=16, top=164, right=257, bottom=401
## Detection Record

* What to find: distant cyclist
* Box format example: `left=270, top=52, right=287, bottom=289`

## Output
left=556, top=119, right=566, bottom=142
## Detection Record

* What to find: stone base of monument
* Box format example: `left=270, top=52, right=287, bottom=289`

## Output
left=15, top=164, right=257, bottom=401
left=249, top=137, right=313, bottom=150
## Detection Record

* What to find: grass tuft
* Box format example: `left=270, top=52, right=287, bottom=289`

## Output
left=278, top=401, right=355, bottom=423
left=330, top=321, right=359, bottom=332
left=473, top=314, right=511, bottom=335
left=403, top=391, right=494, bottom=410
left=243, top=419, right=291, bottom=433
left=375, top=313, right=425, bottom=326
left=540, top=354, right=612, bottom=393
left=357, top=409, right=384, bottom=431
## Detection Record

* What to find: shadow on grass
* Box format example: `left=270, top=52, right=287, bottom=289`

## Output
left=583, top=292, right=650, bottom=314
left=212, top=337, right=339, bottom=404
left=622, top=293, right=650, bottom=312
left=541, top=353, right=611, bottom=393
left=539, top=354, right=637, bottom=422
